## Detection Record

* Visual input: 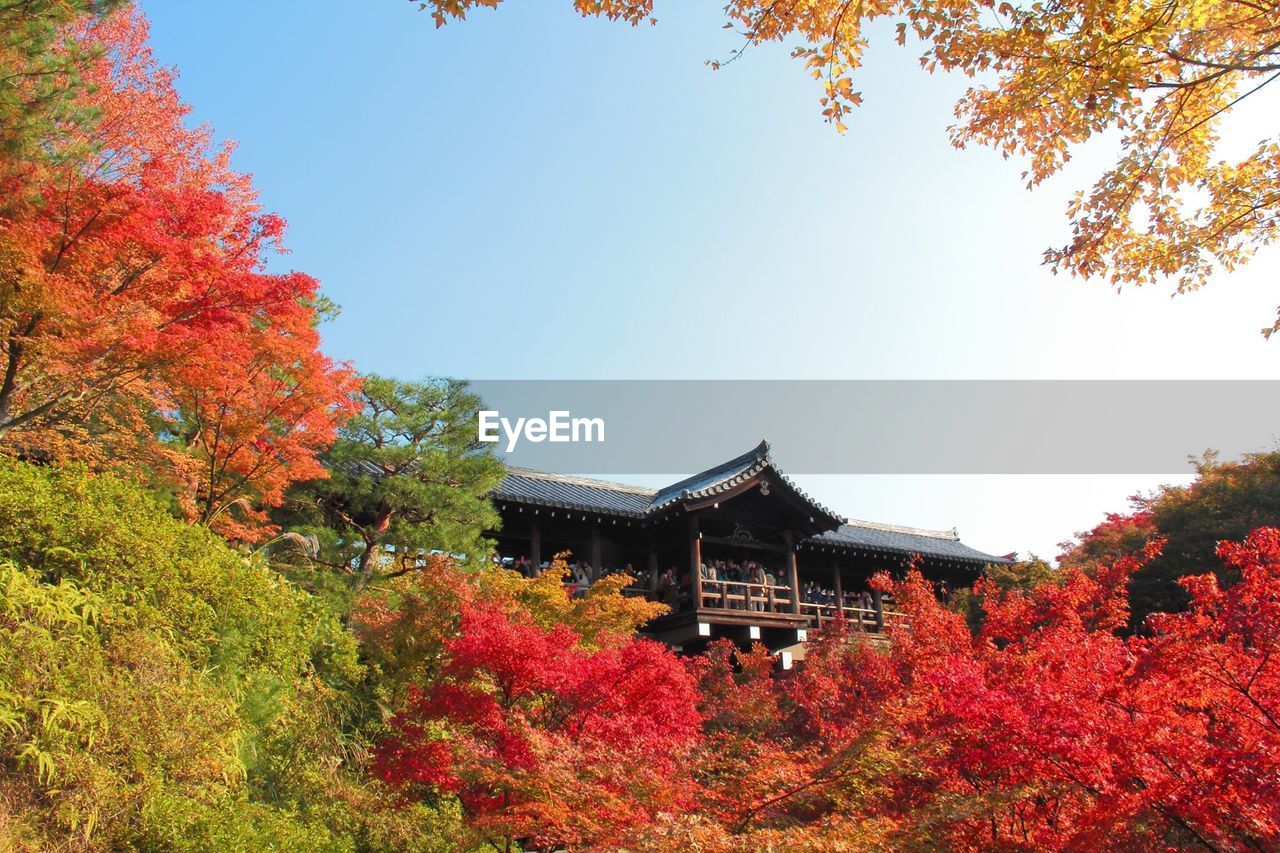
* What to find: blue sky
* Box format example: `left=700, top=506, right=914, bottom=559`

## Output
left=139, top=0, right=1280, bottom=558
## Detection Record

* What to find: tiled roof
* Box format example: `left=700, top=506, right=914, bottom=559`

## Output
left=648, top=441, right=771, bottom=512
left=648, top=440, right=844, bottom=529
left=491, top=441, right=1010, bottom=566
left=806, top=521, right=1012, bottom=565
left=495, top=468, right=655, bottom=518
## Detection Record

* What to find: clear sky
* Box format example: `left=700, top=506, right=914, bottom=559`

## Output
left=139, top=0, right=1280, bottom=559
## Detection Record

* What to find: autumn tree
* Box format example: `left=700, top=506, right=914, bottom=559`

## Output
left=353, top=551, right=667, bottom=705
left=281, top=375, right=503, bottom=579
left=366, top=553, right=687, bottom=851
left=889, top=534, right=1280, bottom=849
left=678, top=635, right=893, bottom=847
left=1138, top=528, right=1280, bottom=845
left=417, top=0, right=1280, bottom=332
left=1062, top=449, right=1280, bottom=627
left=951, top=552, right=1060, bottom=629
left=162, top=309, right=361, bottom=541
left=0, top=5, right=356, bottom=537
left=637, top=538, right=1280, bottom=850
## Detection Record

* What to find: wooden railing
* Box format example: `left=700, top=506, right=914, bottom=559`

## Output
left=799, top=601, right=908, bottom=633
left=697, top=579, right=795, bottom=614
left=618, top=580, right=797, bottom=614
left=618, top=581, right=910, bottom=634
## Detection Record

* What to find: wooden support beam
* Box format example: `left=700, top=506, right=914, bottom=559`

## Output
left=784, top=530, right=800, bottom=614
left=689, top=514, right=703, bottom=610
left=699, top=535, right=787, bottom=554
left=590, top=526, right=603, bottom=579
left=647, top=543, right=659, bottom=593
left=833, top=559, right=843, bottom=616
left=530, top=521, right=542, bottom=576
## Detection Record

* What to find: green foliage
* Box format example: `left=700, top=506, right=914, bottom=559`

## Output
left=1135, top=451, right=1280, bottom=616
left=280, top=375, right=503, bottom=581
left=1061, top=449, right=1280, bottom=628
left=0, top=0, right=119, bottom=162
left=138, top=792, right=345, bottom=852
left=0, top=458, right=355, bottom=688
left=0, top=458, right=467, bottom=849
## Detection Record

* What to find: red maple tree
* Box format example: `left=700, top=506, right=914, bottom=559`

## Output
left=652, top=533, right=1280, bottom=849
left=0, top=6, right=356, bottom=536
left=373, top=597, right=701, bottom=850
left=370, top=533, right=1280, bottom=849
left=774, top=536, right=1280, bottom=850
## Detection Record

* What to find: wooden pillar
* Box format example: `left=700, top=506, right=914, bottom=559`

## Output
left=833, top=559, right=844, bottom=617
left=647, top=543, right=659, bottom=594
left=689, top=514, right=702, bottom=610
left=590, top=526, right=603, bottom=579
left=872, top=588, right=885, bottom=632
left=530, top=521, right=542, bottom=576
left=784, top=531, right=800, bottom=614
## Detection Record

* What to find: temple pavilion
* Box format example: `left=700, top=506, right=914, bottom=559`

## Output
left=489, top=440, right=1009, bottom=662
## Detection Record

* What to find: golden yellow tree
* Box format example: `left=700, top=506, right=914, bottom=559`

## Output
left=420, top=0, right=1280, bottom=332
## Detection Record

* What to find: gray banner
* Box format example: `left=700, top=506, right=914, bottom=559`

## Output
left=467, top=380, right=1280, bottom=475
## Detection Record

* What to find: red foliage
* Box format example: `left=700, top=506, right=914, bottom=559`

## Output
left=372, top=532, right=1280, bottom=849
left=835, top=535, right=1279, bottom=850
left=162, top=305, right=359, bottom=539
left=1059, top=508, right=1158, bottom=568
left=1137, top=529, right=1280, bottom=844
left=374, top=600, right=701, bottom=849
left=0, top=6, right=356, bottom=537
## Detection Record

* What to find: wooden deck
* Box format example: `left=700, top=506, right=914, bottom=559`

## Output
left=642, top=605, right=811, bottom=651
left=639, top=579, right=907, bottom=655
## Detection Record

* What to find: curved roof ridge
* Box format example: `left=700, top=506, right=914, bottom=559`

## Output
left=648, top=439, right=772, bottom=507
left=842, top=518, right=960, bottom=540
left=647, top=439, right=845, bottom=528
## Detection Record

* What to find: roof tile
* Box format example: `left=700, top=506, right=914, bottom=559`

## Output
left=491, top=442, right=1011, bottom=566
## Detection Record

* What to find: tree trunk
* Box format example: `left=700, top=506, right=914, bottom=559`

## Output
left=355, top=507, right=395, bottom=579
left=0, top=313, right=42, bottom=438
left=357, top=541, right=381, bottom=577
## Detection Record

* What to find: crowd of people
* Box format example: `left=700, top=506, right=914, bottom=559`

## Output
left=698, top=559, right=780, bottom=611
left=700, top=559, right=773, bottom=587
left=497, top=555, right=646, bottom=598
left=801, top=582, right=867, bottom=610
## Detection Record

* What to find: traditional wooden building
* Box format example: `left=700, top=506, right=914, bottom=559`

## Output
left=490, top=440, right=1009, bottom=662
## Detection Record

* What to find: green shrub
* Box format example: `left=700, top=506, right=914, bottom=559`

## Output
left=0, top=459, right=465, bottom=849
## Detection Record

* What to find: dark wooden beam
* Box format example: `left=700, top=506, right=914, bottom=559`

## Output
left=530, top=521, right=542, bottom=575
left=689, top=514, right=703, bottom=608
left=699, top=535, right=787, bottom=554
left=647, top=540, right=659, bottom=593
left=784, top=530, right=800, bottom=614
left=833, top=558, right=843, bottom=613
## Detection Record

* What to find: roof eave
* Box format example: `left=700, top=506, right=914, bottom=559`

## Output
left=492, top=493, right=647, bottom=520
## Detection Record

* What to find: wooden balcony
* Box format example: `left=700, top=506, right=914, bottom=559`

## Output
left=636, top=579, right=907, bottom=652
left=798, top=601, right=909, bottom=633
left=696, top=579, right=795, bottom=615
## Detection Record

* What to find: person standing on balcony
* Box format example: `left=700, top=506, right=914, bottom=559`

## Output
left=659, top=567, right=678, bottom=607
left=747, top=561, right=766, bottom=611
left=700, top=561, right=718, bottom=608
